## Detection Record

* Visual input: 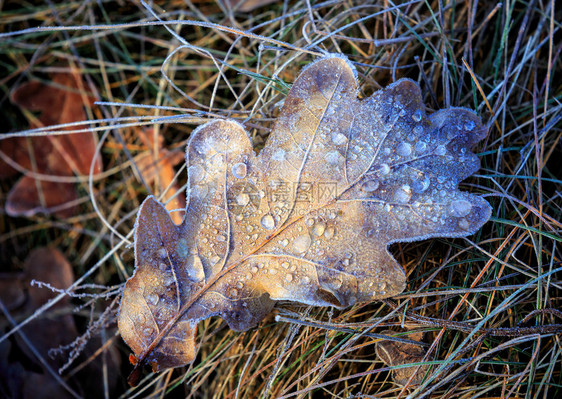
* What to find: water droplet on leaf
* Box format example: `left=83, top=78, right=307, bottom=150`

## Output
left=396, top=142, right=412, bottom=157
left=312, top=222, right=326, bottom=237
left=231, top=162, right=247, bottom=179
left=331, top=132, right=348, bottom=145
left=293, top=234, right=312, bottom=253
left=236, top=193, right=250, bottom=206
left=394, top=185, right=412, bottom=203
left=260, top=214, right=275, bottom=230
left=412, top=109, right=423, bottom=122
left=451, top=199, right=472, bottom=217
left=147, top=293, right=159, bottom=306
left=362, top=179, right=379, bottom=192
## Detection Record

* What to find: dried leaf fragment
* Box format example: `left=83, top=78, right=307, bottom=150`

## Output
left=1, top=72, right=101, bottom=217
left=375, top=330, right=430, bottom=386
left=118, top=54, right=491, bottom=383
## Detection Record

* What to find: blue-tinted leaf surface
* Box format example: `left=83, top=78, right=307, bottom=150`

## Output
left=118, top=55, right=491, bottom=381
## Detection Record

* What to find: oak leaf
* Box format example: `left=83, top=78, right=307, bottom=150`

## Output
left=1, top=72, right=102, bottom=217
left=118, top=54, right=491, bottom=384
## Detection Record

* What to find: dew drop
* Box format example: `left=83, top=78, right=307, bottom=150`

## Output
left=302, top=276, right=310, bottom=284
left=231, top=162, right=247, bottom=179
left=217, top=235, right=226, bottom=242
left=236, top=193, right=250, bottom=206
left=143, top=327, right=153, bottom=337
left=281, top=262, right=290, bottom=269
left=412, top=109, right=423, bottom=122
left=394, top=185, right=412, bottom=203
left=312, top=222, right=326, bottom=237
left=411, top=174, right=430, bottom=193
left=293, top=234, right=312, bottom=253
left=147, top=293, right=159, bottom=306
left=159, top=263, right=167, bottom=272
left=280, top=238, right=289, bottom=247
left=230, top=288, right=238, bottom=297
left=413, top=125, right=424, bottom=135
left=324, top=225, right=335, bottom=239
left=464, top=120, right=475, bottom=131
left=396, top=142, right=412, bottom=157
left=361, top=179, right=379, bottom=192
left=157, top=248, right=167, bottom=259
left=379, top=164, right=390, bottom=175
left=331, top=132, right=348, bottom=145
left=324, top=151, right=342, bottom=165
left=285, top=274, right=293, bottom=283
left=414, top=140, right=428, bottom=153
left=305, top=218, right=315, bottom=227
left=210, top=255, right=221, bottom=265
left=251, top=266, right=258, bottom=273
left=236, top=281, right=244, bottom=289
left=188, top=164, right=205, bottom=184
left=187, top=255, right=205, bottom=282
left=458, top=218, right=470, bottom=230
left=270, top=268, right=278, bottom=275
left=451, top=199, right=473, bottom=217
left=260, top=214, right=275, bottom=230
left=435, top=145, right=447, bottom=156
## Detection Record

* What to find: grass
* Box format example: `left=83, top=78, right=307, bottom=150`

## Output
left=0, top=0, right=561, bottom=398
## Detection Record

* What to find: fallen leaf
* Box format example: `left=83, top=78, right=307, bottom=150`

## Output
left=5, top=178, right=78, bottom=218
left=0, top=272, right=25, bottom=310
left=0, top=72, right=102, bottom=217
left=118, top=54, right=491, bottom=384
left=17, top=247, right=78, bottom=369
left=135, top=128, right=186, bottom=225
left=375, top=330, right=430, bottom=386
left=0, top=247, right=121, bottom=398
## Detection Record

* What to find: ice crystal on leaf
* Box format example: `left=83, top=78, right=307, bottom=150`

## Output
left=118, top=54, right=491, bottom=384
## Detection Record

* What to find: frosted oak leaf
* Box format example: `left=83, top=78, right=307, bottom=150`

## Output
left=118, top=54, right=491, bottom=384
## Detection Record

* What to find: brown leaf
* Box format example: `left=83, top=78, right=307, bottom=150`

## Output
left=5, top=177, right=78, bottom=218
left=375, top=330, right=430, bottom=386
left=1, top=72, right=102, bottom=217
left=118, top=54, right=491, bottom=383
left=17, top=247, right=78, bottom=369
left=0, top=273, right=25, bottom=311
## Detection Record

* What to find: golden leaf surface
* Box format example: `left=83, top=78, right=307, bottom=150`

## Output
left=118, top=55, right=491, bottom=383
